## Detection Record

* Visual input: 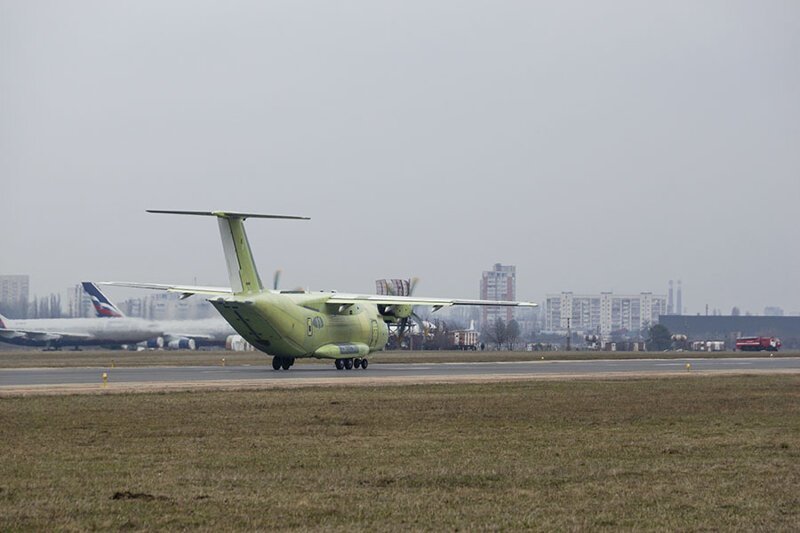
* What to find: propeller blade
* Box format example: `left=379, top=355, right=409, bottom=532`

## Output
left=396, top=316, right=412, bottom=347
left=397, top=317, right=408, bottom=336
left=411, top=312, right=426, bottom=337
left=409, top=277, right=419, bottom=295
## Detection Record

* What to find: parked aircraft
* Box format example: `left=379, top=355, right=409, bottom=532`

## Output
left=105, top=210, right=536, bottom=370
left=82, top=281, right=236, bottom=349
left=0, top=312, right=162, bottom=350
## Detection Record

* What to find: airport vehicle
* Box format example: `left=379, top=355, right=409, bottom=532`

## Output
left=0, top=312, right=162, bottom=350
left=447, top=329, right=479, bottom=350
left=105, top=210, right=536, bottom=370
left=82, top=282, right=236, bottom=349
left=735, top=336, right=781, bottom=352
left=691, top=340, right=725, bottom=352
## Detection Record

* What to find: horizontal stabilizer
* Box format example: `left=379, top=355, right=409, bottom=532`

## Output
left=147, top=210, right=310, bottom=220
left=146, top=209, right=310, bottom=295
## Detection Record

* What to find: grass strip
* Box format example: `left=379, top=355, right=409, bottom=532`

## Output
left=1, top=376, right=798, bottom=530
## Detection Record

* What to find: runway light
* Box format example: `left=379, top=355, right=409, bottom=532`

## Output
left=222, top=358, right=226, bottom=367
left=685, top=363, right=691, bottom=371
left=102, top=372, right=108, bottom=387
left=111, top=360, right=115, bottom=369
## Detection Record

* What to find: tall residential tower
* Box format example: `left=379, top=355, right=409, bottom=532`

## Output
left=480, top=263, right=516, bottom=327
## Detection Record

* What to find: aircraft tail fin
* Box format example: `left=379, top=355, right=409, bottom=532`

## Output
left=147, top=210, right=310, bottom=295
left=82, top=281, right=125, bottom=317
left=0, top=312, right=7, bottom=328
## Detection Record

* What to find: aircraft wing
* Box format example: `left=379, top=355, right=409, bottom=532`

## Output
left=100, top=282, right=232, bottom=298
left=0, top=329, right=94, bottom=343
left=166, top=333, right=217, bottom=341
left=326, top=294, right=537, bottom=308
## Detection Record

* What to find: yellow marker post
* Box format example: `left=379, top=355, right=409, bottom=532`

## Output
left=111, top=360, right=115, bottom=368
left=102, top=372, right=108, bottom=388
left=685, top=363, right=691, bottom=371
left=222, top=358, right=226, bottom=367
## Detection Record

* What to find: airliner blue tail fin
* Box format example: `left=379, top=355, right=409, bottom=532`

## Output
left=82, top=282, right=125, bottom=318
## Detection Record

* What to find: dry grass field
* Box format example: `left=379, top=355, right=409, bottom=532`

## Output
left=0, top=348, right=795, bottom=369
left=2, top=376, right=799, bottom=530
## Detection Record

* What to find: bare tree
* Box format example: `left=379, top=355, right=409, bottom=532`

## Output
left=506, top=319, right=520, bottom=350
left=482, top=318, right=507, bottom=350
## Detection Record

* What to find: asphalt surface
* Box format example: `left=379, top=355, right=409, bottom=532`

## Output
left=1, top=357, right=799, bottom=393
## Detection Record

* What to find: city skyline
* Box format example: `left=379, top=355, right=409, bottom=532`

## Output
left=2, top=272, right=793, bottom=321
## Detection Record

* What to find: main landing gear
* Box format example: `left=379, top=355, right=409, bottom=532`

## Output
left=271, top=356, right=295, bottom=370
left=335, top=358, right=368, bottom=370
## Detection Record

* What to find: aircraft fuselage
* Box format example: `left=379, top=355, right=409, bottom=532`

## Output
left=0, top=317, right=162, bottom=348
left=209, top=291, right=390, bottom=359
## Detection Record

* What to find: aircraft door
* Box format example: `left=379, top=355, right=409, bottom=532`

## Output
left=370, top=320, right=378, bottom=347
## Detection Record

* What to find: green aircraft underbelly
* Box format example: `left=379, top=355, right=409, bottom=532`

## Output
left=210, top=294, right=389, bottom=359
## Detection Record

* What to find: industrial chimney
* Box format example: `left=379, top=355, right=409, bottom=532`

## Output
left=668, top=280, right=674, bottom=315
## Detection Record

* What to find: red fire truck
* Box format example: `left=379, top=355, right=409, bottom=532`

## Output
left=735, top=336, right=782, bottom=352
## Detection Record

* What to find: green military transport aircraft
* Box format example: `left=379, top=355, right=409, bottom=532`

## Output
left=105, top=211, right=536, bottom=371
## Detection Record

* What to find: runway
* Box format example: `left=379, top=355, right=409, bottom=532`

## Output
left=2, top=357, right=799, bottom=395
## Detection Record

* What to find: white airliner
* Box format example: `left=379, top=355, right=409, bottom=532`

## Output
left=0, top=312, right=163, bottom=350
left=83, top=282, right=236, bottom=349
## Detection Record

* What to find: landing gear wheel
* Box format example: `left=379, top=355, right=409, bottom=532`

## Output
left=281, top=358, right=291, bottom=370
left=272, top=357, right=281, bottom=371
left=344, top=358, right=353, bottom=370
left=335, top=359, right=344, bottom=370
left=361, top=358, right=368, bottom=370
left=354, top=358, right=362, bottom=369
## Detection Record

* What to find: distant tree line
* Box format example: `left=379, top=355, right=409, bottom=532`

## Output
left=0, top=298, right=28, bottom=319
left=0, top=294, right=63, bottom=319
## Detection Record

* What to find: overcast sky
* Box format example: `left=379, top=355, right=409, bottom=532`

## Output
left=1, top=1, right=798, bottom=314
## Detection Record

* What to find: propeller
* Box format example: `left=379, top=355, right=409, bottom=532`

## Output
left=273, top=269, right=306, bottom=292
left=393, top=278, right=423, bottom=348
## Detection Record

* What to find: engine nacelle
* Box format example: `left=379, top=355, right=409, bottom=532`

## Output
left=167, top=338, right=196, bottom=350
left=381, top=304, right=413, bottom=320
left=225, top=334, right=254, bottom=351
left=137, top=336, right=164, bottom=349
